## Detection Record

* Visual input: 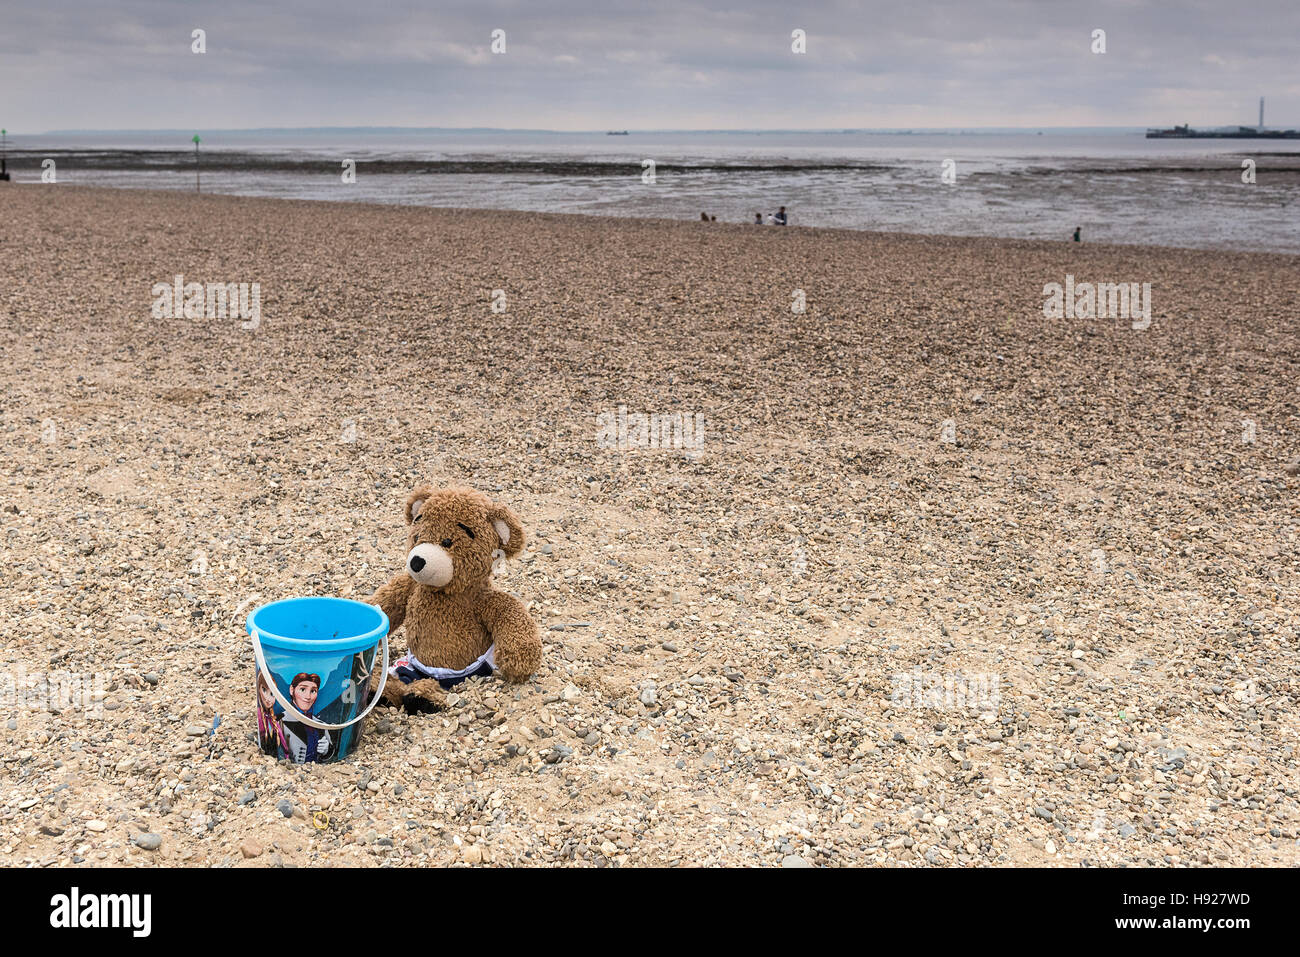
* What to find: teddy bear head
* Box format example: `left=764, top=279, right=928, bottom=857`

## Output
left=400, top=485, right=524, bottom=593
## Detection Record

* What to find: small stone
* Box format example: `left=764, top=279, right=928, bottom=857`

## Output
left=85, top=820, right=108, bottom=832
left=184, top=725, right=207, bottom=737
left=237, top=790, right=256, bottom=806
left=781, top=854, right=814, bottom=868
left=462, top=844, right=483, bottom=864
left=543, top=745, right=573, bottom=764
left=240, top=839, right=264, bottom=858
left=6, top=719, right=16, bottom=731
left=1033, top=807, right=1054, bottom=822
left=133, top=833, right=162, bottom=851
left=276, top=800, right=294, bottom=818
left=561, top=683, right=581, bottom=702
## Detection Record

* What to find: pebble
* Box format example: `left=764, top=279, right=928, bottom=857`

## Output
left=276, top=800, right=294, bottom=818
left=133, top=833, right=162, bottom=851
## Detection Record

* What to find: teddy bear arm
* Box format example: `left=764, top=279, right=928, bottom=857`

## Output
left=480, top=590, right=541, bottom=683
left=371, top=572, right=414, bottom=633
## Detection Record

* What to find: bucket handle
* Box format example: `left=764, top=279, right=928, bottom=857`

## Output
left=250, top=625, right=389, bottom=731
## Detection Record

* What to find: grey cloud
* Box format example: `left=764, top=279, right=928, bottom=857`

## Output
left=2, top=0, right=1296, bottom=131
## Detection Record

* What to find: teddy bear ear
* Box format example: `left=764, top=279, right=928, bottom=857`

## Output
left=404, top=485, right=435, bottom=525
left=487, top=503, right=524, bottom=558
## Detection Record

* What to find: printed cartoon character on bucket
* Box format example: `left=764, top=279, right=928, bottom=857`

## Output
left=281, top=672, right=332, bottom=762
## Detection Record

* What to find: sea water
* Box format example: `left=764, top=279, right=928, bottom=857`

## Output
left=9, top=128, right=1299, bottom=252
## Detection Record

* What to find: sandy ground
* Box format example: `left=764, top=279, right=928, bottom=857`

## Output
left=1, top=185, right=1298, bottom=868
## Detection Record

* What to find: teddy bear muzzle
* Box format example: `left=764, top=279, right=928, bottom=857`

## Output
left=406, top=543, right=453, bottom=587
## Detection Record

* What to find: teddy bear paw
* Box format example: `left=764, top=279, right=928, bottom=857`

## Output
left=401, top=694, right=445, bottom=715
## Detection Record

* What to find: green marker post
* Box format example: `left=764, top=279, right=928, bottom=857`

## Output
left=193, top=134, right=201, bottom=192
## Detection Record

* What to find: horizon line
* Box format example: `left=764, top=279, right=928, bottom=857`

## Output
left=18, top=124, right=1187, bottom=137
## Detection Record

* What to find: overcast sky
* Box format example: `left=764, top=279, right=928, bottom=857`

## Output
left=3, top=1, right=1297, bottom=132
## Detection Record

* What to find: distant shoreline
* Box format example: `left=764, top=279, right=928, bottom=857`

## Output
left=11, top=183, right=1299, bottom=258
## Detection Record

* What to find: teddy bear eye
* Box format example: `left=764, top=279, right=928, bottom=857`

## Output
left=456, top=523, right=476, bottom=539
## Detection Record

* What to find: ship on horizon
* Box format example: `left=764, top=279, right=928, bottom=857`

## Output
left=1147, top=96, right=1300, bottom=139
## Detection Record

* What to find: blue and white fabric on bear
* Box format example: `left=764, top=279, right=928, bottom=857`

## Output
left=389, top=645, right=496, bottom=689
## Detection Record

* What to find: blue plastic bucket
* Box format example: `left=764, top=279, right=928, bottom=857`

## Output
left=247, top=597, right=390, bottom=764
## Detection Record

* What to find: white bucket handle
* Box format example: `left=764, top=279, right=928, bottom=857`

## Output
left=251, top=624, right=389, bottom=731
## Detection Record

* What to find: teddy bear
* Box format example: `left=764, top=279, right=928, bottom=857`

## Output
left=368, top=484, right=541, bottom=712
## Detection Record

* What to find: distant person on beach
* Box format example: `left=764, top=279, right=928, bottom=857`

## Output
left=775, top=206, right=788, bottom=226
left=1073, top=227, right=1081, bottom=242
left=701, top=212, right=709, bottom=221
left=754, top=213, right=763, bottom=224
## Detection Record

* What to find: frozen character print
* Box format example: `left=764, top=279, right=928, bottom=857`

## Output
left=256, top=670, right=289, bottom=759
left=279, top=672, right=333, bottom=763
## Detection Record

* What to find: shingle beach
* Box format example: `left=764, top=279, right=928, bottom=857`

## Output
left=2, top=185, right=1298, bottom=867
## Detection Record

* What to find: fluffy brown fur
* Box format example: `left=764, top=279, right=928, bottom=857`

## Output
left=368, top=485, right=540, bottom=712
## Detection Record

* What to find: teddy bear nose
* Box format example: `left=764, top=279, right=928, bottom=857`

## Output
left=440, top=538, right=453, bottom=548
left=409, top=555, right=426, bottom=572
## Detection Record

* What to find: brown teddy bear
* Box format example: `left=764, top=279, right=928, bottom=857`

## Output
left=369, top=485, right=540, bottom=712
